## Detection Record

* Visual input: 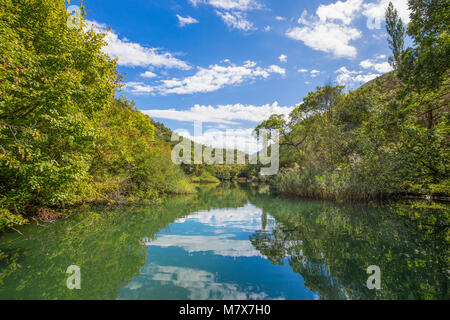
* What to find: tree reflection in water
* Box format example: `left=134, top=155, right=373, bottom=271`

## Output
left=248, top=188, right=448, bottom=300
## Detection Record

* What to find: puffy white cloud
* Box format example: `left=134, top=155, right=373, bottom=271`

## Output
left=298, top=68, right=308, bottom=73
left=267, top=65, right=286, bottom=76
left=216, top=10, right=255, bottom=31
left=358, top=54, right=394, bottom=73
left=141, top=101, right=294, bottom=124
left=286, top=9, right=361, bottom=58
left=86, top=20, right=190, bottom=70
left=317, top=0, right=363, bottom=25
left=142, top=101, right=295, bottom=153
left=278, top=54, right=287, bottom=63
left=335, top=52, right=393, bottom=87
left=176, top=14, right=199, bottom=27
left=360, top=59, right=393, bottom=73
left=264, top=25, right=271, bottom=32
left=127, top=61, right=285, bottom=95
left=275, top=16, right=286, bottom=21
left=140, top=71, right=157, bottom=78
left=286, top=0, right=404, bottom=58
left=335, top=66, right=379, bottom=88
left=362, top=0, right=410, bottom=30
left=124, top=82, right=154, bottom=93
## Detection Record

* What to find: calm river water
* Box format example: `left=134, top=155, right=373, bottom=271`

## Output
left=0, top=183, right=448, bottom=299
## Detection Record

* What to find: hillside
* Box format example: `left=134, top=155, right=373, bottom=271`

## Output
left=254, top=70, right=449, bottom=200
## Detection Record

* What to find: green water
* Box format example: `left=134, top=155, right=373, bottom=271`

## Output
left=0, top=183, right=448, bottom=300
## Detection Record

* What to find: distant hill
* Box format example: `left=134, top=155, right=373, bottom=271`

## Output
left=147, top=117, right=249, bottom=163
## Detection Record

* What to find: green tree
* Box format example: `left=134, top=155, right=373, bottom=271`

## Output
left=398, top=0, right=450, bottom=128
left=385, top=2, right=405, bottom=69
left=0, top=0, right=118, bottom=213
left=0, top=1, right=194, bottom=231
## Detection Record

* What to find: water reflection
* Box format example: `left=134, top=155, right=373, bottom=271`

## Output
left=0, top=183, right=448, bottom=300
left=120, top=264, right=277, bottom=300
left=147, top=234, right=262, bottom=258
left=119, top=202, right=311, bottom=299
left=144, top=204, right=276, bottom=258
left=247, top=192, right=449, bottom=300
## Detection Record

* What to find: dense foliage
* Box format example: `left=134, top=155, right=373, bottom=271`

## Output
left=0, top=0, right=193, bottom=231
left=253, top=1, right=449, bottom=200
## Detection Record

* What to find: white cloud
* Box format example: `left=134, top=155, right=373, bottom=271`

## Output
left=124, top=82, right=154, bottom=93
left=142, top=101, right=294, bottom=125
left=298, top=68, right=308, bottom=73
left=190, top=0, right=260, bottom=31
left=358, top=54, right=394, bottom=73
left=216, top=10, right=255, bottom=31
left=362, top=0, right=410, bottom=29
left=86, top=20, right=190, bottom=70
left=335, top=53, right=392, bottom=87
left=140, top=71, right=157, bottom=78
left=316, top=0, right=363, bottom=25
left=189, top=0, right=262, bottom=11
left=127, top=61, right=285, bottom=95
left=264, top=25, right=271, bottom=32
left=268, top=65, right=286, bottom=75
left=335, top=66, right=379, bottom=88
left=142, top=102, right=294, bottom=153
left=275, top=16, right=286, bottom=21
left=310, top=69, right=320, bottom=77
left=360, top=59, right=393, bottom=73
left=278, top=54, right=287, bottom=63
left=176, top=14, right=199, bottom=27
left=286, top=8, right=361, bottom=58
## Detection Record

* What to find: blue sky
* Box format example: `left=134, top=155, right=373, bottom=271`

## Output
left=81, top=0, right=411, bottom=153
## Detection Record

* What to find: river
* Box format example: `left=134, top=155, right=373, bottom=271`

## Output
left=0, top=183, right=448, bottom=299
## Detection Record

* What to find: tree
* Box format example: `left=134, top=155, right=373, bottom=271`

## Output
left=0, top=1, right=194, bottom=230
left=397, top=0, right=450, bottom=130
left=398, top=0, right=450, bottom=94
left=0, top=0, right=119, bottom=212
left=385, top=2, right=405, bottom=69
left=292, top=85, right=344, bottom=119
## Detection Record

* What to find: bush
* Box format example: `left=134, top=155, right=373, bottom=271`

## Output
left=191, top=172, right=220, bottom=184
left=0, top=209, right=28, bottom=232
